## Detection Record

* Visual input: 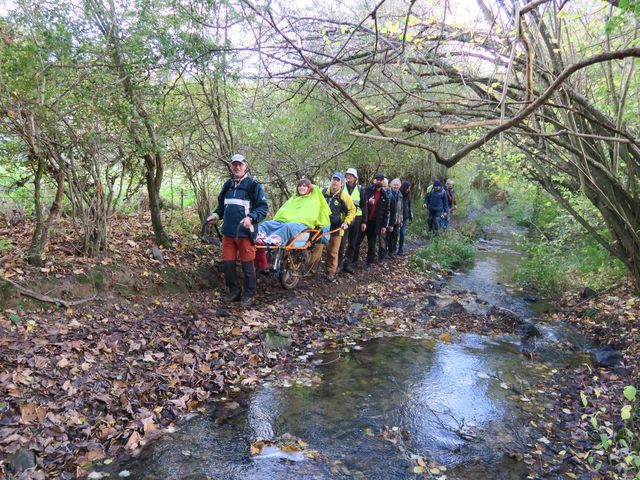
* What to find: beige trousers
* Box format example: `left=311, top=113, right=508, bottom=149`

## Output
left=308, top=235, right=342, bottom=274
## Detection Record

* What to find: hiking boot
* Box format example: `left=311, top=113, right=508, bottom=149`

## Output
left=343, top=263, right=354, bottom=274
left=326, top=272, right=336, bottom=282
left=223, top=289, right=241, bottom=303
left=240, top=296, right=255, bottom=307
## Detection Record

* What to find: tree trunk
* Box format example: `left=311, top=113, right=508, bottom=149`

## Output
left=26, top=160, right=65, bottom=266
left=145, top=153, right=171, bottom=248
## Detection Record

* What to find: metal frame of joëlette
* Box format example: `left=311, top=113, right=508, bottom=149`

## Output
left=255, top=227, right=341, bottom=252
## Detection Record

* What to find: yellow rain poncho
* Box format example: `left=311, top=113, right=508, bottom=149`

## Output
left=273, top=185, right=331, bottom=228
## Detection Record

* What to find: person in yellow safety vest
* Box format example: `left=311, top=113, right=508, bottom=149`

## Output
left=339, top=168, right=368, bottom=273
left=308, top=172, right=356, bottom=281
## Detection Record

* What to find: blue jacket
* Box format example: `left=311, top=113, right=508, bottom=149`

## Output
left=424, top=188, right=449, bottom=212
left=214, top=175, right=268, bottom=238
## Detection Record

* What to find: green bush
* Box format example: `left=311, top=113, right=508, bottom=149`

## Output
left=513, top=243, right=569, bottom=296
left=411, top=231, right=475, bottom=271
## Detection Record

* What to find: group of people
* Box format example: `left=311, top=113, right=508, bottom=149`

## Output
left=206, top=153, right=453, bottom=307
left=422, top=178, right=457, bottom=234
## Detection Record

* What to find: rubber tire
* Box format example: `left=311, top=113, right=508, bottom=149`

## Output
left=279, top=250, right=309, bottom=289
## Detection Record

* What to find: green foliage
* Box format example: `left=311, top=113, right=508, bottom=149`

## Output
left=513, top=243, right=569, bottom=295
left=446, top=160, right=490, bottom=219
left=605, top=0, right=640, bottom=35
left=582, top=385, right=640, bottom=478
left=0, top=238, right=12, bottom=251
left=411, top=230, right=475, bottom=271
left=479, top=148, right=627, bottom=293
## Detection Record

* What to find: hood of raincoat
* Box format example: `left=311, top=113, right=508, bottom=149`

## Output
left=273, top=184, right=331, bottom=228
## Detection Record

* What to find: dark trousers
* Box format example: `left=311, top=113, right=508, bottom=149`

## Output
left=366, top=220, right=380, bottom=265
left=398, top=217, right=410, bottom=253
left=389, top=223, right=400, bottom=255
left=428, top=209, right=444, bottom=233
left=340, top=216, right=362, bottom=266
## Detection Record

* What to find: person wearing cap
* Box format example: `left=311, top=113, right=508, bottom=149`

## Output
left=309, top=172, right=356, bottom=281
left=207, top=154, right=269, bottom=307
left=339, top=168, right=368, bottom=274
left=423, top=179, right=449, bottom=234
left=363, top=173, right=390, bottom=268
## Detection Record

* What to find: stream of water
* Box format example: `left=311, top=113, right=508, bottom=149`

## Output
left=99, top=220, right=589, bottom=480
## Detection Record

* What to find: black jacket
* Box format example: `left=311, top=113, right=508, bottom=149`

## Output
left=364, top=184, right=390, bottom=227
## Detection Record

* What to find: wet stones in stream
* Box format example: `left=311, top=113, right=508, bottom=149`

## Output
left=486, top=306, right=521, bottom=326
left=380, top=298, right=416, bottom=309
left=345, top=300, right=366, bottom=324
left=436, top=301, right=467, bottom=317
left=590, top=345, right=624, bottom=369
left=260, top=329, right=292, bottom=351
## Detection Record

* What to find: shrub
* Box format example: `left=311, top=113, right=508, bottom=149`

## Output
left=411, top=231, right=475, bottom=271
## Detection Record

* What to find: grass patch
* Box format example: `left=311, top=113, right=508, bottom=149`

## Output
left=514, top=236, right=627, bottom=296
left=411, top=230, right=475, bottom=271
left=513, top=244, right=569, bottom=296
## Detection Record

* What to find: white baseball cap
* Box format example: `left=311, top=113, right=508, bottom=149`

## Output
left=231, top=154, right=246, bottom=164
left=345, top=168, right=358, bottom=180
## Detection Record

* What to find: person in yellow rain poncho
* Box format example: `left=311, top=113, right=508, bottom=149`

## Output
left=254, top=178, right=331, bottom=271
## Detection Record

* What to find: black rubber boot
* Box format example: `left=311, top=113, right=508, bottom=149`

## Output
left=342, top=260, right=354, bottom=274
left=223, top=261, right=241, bottom=302
left=240, top=261, right=256, bottom=307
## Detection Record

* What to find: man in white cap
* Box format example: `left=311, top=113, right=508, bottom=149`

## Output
left=339, top=167, right=368, bottom=273
left=207, top=154, right=268, bottom=307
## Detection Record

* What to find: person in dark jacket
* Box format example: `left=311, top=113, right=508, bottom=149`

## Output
left=363, top=173, right=390, bottom=268
left=378, top=178, right=392, bottom=260
left=423, top=179, right=449, bottom=235
left=442, top=178, right=457, bottom=229
left=397, top=181, right=413, bottom=255
left=340, top=168, right=368, bottom=273
left=207, top=154, right=268, bottom=307
left=387, top=178, right=404, bottom=259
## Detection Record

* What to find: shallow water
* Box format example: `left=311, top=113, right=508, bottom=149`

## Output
left=448, top=223, right=555, bottom=318
left=100, top=219, right=588, bottom=480
left=105, top=334, right=565, bottom=479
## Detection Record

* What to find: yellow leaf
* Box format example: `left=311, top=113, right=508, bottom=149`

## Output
left=413, top=466, right=426, bottom=474
left=125, top=431, right=141, bottom=450
left=20, top=403, right=38, bottom=423
left=438, top=331, right=452, bottom=343
left=250, top=442, right=264, bottom=456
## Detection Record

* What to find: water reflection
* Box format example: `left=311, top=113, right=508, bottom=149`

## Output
left=100, top=220, right=585, bottom=480
left=105, top=335, right=566, bottom=479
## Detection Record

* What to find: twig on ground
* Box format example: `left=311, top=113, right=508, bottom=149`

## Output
left=0, top=277, right=98, bottom=308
